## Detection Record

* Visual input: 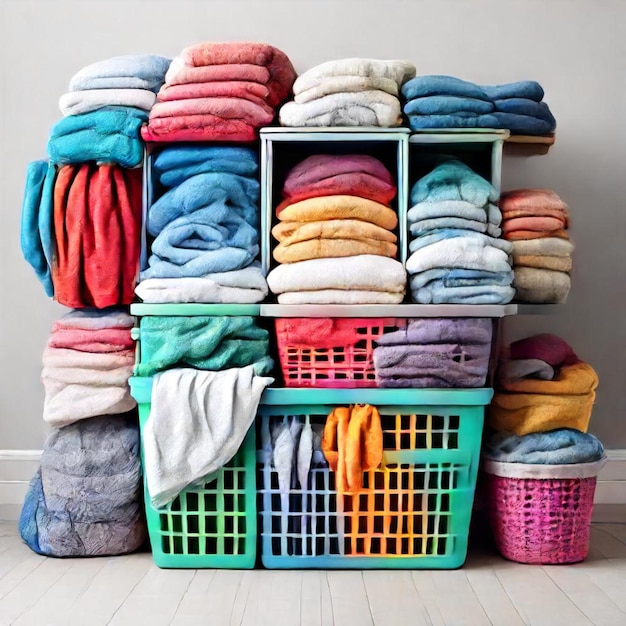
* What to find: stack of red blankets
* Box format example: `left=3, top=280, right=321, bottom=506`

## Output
left=142, top=42, right=296, bottom=143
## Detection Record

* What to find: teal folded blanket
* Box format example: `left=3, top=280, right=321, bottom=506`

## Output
left=20, top=161, right=56, bottom=296
left=482, top=81, right=544, bottom=102
left=491, top=112, right=555, bottom=135
left=153, top=146, right=258, bottom=188
left=135, top=316, right=274, bottom=377
left=48, top=107, right=147, bottom=167
left=407, top=113, right=499, bottom=130
left=401, top=75, right=489, bottom=101
left=404, top=95, right=494, bottom=115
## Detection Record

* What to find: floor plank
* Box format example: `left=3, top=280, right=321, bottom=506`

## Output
left=325, top=571, right=374, bottom=626
left=590, top=526, right=626, bottom=559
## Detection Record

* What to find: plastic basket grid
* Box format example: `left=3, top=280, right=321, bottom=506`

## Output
left=486, top=473, right=598, bottom=564
left=258, top=397, right=485, bottom=569
left=275, top=318, right=407, bottom=388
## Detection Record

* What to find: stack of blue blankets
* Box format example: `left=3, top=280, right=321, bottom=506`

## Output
left=137, top=146, right=269, bottom=303
left=406, top=160, right=515, bottom=304
left=402, top=76, right=556, bottom=135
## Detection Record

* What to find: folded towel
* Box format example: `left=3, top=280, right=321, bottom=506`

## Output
left=410, top=216, right=502, bottom=238
left=374, top=342, right=491, bottom=388
left=143, top=366, right=273, bottom=508
left=165, top=41, right=296, bottom=107
left=498, top=359, right=556, bottom=383
left=401, top=75, right=489, bottom=101
left=59, top=89, right=156, bottom=116
left=274, top=237, right=397, bottom=263
left=21, top=161, right=56, bottom=297
left=482, top=81, right=545, bottom=102
left=503, top=215, right=568, bottom=234
left=141, top=114, right=258, bottom=143
left=379, top=320, right=492, bottom=345
left=409, top=229, right=512, bottom=255
left=273, top=219, right=397, bottom=246
left=156, top=80, right=272, bottom=103
left=493, top=98, right=555, bottom=124
left=49, top=326, right=133, bottom=353
left=408, top=200, right=501, bottom=225
left=279, top=90, right=402, bottom=127
left=48, top=107, right=147, bottom=167
left=411, top=160, right=498, bottom=206
left=409, top=267, right=514, bottom=290
left=42, top=347, right=136, bottom=426
left=267, top=255, right=406, bottom=295
left=53, top=164, right=142, bottom=308
left=163, top=63, right=270, bottom=88
left=407, top=113, right=499, bottom=130
left=510, top=237, right=574, bottom=257
left=322, top=405, right=383, bottom=494
left=147, top=172, right=259, bottom=234
left=406, top=237, right=512, bottom=275
left=514, top=255, right=572, bottom=272
left=52, top=308, right=134, bottom=330
left=277, top=195, right=397, bottom=230
left=153, top=145, right=258, bottom=188
left=412, top=282, right=515, bottom=304
left=491, top=112, right=555, bottom=135
left=500, top=189, right=568, bottom=213
left=277, top=154, right=395, bottom=212
left=277, top=290, right=404, bottom=304
left=69, top=54, right=171, bottom=92
left=404, top=95, right=495, bottom=115
left=136, top=263, right=268, bottom=304
left=513, top=267, right=571, bottom=303
left=484, top=429, right=604, bottom=465
left=19, top=413, right=145, bottom=557
left=295, top=75, right=400, bottom=103
left=294, top=58, right=415, bottom=93
left=134, top=315, right=273, bottom=377
left=509, top=334, right=580, bottom=368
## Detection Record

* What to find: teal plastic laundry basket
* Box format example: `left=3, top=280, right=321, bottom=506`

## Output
left=257, top=387, right=491, bottom=569
left=130, top=376, right=257, bottom=569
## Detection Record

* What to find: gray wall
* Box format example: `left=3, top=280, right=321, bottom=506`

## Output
left=1, top=0, right=624, bottom=449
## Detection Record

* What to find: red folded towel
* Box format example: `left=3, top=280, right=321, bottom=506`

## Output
left=141, top=116, right=257, bottom=143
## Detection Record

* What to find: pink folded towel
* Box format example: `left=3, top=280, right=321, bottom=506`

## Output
left=164, top=63, right=270, bottom=87
left=157, top=80, right=271, bottom=103
left=48, top=328, right=133, bottom=353
left=503, top=216, right=567, bottom=234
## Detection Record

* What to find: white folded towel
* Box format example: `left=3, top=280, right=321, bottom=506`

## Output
left=59, top=89, right=156, bottom=116
left=408, top=200, right=502, bottom=226
left=277, top=290, right=404, bottom=304
left=295, top=75, right=400, bottom=103
left=511, top=238, right=575, bottom=257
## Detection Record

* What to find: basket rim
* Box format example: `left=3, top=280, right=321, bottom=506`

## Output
left=483, top=456, right=607, bottom=479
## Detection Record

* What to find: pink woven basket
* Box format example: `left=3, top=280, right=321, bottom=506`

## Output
left=484, top=458, right=606, bottom=564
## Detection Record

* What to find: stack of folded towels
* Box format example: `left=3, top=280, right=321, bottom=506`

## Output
left=267, top=154, right=406, bottom=303
left=373, top=318, right=493, bottom=388
left=401, top=76, right=556, bottom=136
left=142, top=41, right=296, bottom=143
left=500, top=189, right=573, bottom=303
left=137, top=146, right=268, bottom=303
left=406, top=160, right=515, bottom=304
left=20, top=309, right=145, bottom=557
left=279, top=58, right=415, bottom=127
left=489, top=334, right=599, bottom=435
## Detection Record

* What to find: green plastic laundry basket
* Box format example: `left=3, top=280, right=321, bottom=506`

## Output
left=130, top=376, right=257, bottom=569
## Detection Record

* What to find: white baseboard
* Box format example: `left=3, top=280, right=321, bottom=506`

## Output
left=1, top=449, right=625, bottom=521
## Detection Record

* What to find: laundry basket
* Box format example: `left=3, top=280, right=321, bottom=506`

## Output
left=257, top=387, right=491, bottom=569
left=483, top=457, right=607, bottom=564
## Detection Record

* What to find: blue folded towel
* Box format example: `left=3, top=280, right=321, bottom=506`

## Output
left=410, top=268, right=514, bottom=289
left=20, top=161, right=56, bottom=296
left=412, top=283, right=515, bottom=304
left=48, top=106, right=147, bottom=167
left=142, top=207, right=259, bottom=279
left=153, top=146, right=259, bottom=188
left=407, top=113, right=500, bottom=131
left=410, top=160, right=498, bottom=206
left=410, top=216, right=502, bottom=238
left=482, top=81, right=544, bottom=102
left=491, top=112, right=555, bottom=135
left=148, top=172, right=259, bottom=235
left=493, top=98, right=555, bottom=123
left=402, top=75, right=489, bottom=101
left=408, top=229, right=512, bottom=255
left=404, top=95, right=494, bottom=116
left=69, top=55, right=171, bottom=92
left=484, top=429, right=604, bottom=465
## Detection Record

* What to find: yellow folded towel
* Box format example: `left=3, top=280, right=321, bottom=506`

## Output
left=272, top=219, right=397, bottom=245
left=273, top=238, right=397, bottom=263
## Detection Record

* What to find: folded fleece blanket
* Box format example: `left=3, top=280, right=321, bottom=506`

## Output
left=410, top=216, right=501, bottom=238
left=156, top=79, right=272, bottom=104
left=404, top=95, right=495, bottom=115
left=509, top=333, right=580, bottom=368
left=20, top=413, right=146, bottom=557
left=409, top=229, right=512, bottom=255
left=500, top=188, right=568, bottom=213
left=273, top=219, right=397, bottom=246
left=136, top=263, right=268, bottom=304
left=409, top=267, right=513, bottom=290
left=511, top=237, right=574, bottom=258
left=498, top=359, right=555, bottom=383
left=406, top=113, right=500, bottom=131
left=484, top=429, right=604, bottom=465
left=406, top=237, right=512, bottom=275
left=279, top=90, right=402, bottom=128
left=68, top=54, right=171, bottom=92
left=412, top=283, right=515, bottom=304
left=21, top=161, right=56, bottom=297
left=273, top=237, right=397, bottom=263
left=141, top=114, right=258, bottom=143
left=153, top=145, right=258, bottom=188
left=59, top=89, right=156, bottom=116
left=276, top=290, right=404, bottom=304
left=165, top=41, right=296, bottom=107
left=491, top=112, right=555, bottom=135
left=411, top=160, right=498, bottom=206
left=277, top=154, right=395, bottom=212
left=503, top=215, right=568, bottom=235
left=277, top=195, right=398, bottom=231
left=42, top=347, right=136, bottom=426
left=493, top=98, right=555, bottom=124
left=378, top=318, right=492, bottom=346
left=53, top=164, right=142, bottom=308
left=513, top=267, right=571, bottom=303
left=408, top=200, right=501, bottom=226
left=48, top=107, right=147, bottom=167
left=401, top=75, right=490, bottom=101
left=514, top=255, right=572, bottom=272
left=144, top=367, right=273, bottom=508
left=267, top=255, right=406, bottom=295
left=482, top=81, right=545, bottom=102
left=134, top=315, right=273, bottom=377
left=295, top=75, right=400, bottom=104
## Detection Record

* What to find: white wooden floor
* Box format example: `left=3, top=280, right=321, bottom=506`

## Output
left=2, top=520, right=626, bottom=626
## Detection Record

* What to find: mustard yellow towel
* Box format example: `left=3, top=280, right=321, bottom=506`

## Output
left=272, top=219, right=397, bottom=245
left=277, top=195, right=398, bottom=230
left=273, top=238, right=397, bottom=263
left=514, top=254, right=572, bottom=272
